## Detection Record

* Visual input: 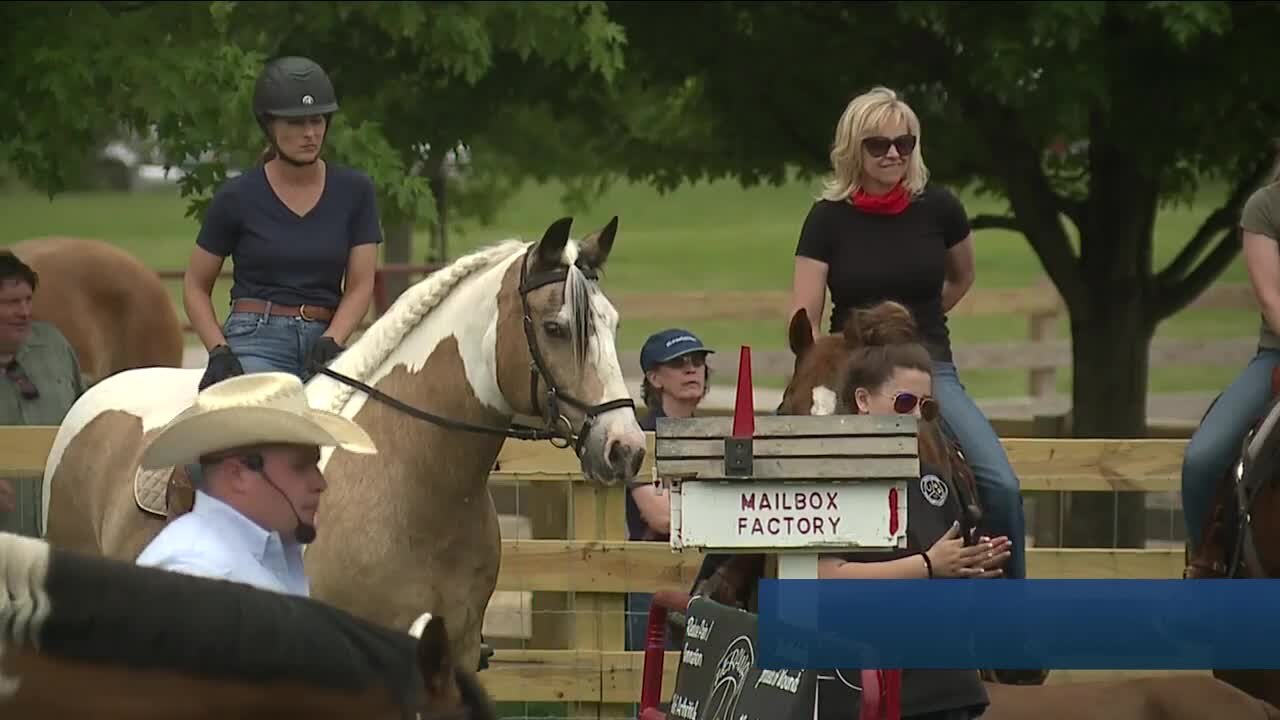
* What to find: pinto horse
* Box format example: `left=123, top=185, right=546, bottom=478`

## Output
left=0, top=530, right=496, bottom=719
left=9, top=236, right=184, bottom=385
left=40, top=217, right=647, bottom=672
left=1184, top=365, right=1280, bottom=709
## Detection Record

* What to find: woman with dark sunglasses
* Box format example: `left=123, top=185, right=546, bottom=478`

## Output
left=817, top=300, right=1008, bottom=720
left=789, top=86, right=1031, bottom=593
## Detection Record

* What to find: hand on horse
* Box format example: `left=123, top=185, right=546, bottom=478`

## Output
left=305, top=336, right=344, bottom=377
left=198, top=344, right=245, bottom=391
left=0, top=478, right=14, bottom=513
left=925, top=522, right=1003, bottom=579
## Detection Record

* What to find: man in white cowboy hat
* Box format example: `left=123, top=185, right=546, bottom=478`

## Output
left=134, top=371, right=376, bottom=597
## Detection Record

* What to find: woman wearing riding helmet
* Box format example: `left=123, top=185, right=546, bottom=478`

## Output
left=184, top=55, right=383, bottom=390
left=817, top=300, right=1010, bottom=720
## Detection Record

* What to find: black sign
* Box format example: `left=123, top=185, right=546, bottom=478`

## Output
left=669, top=597, right=867, bottom=720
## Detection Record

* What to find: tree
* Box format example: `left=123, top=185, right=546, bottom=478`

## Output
left=0, top=0, right=629, bottom=295
left=589, top=0, right=1280, bottom=548
left=595, top=0, right=1280, bottom=437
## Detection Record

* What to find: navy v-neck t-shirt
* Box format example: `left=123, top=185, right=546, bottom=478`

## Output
left=196, top=163, right=384, bottom=309
left=794, top=183, right=971, bottom=363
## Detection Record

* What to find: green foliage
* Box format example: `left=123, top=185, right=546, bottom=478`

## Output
left=0, top=0, right=629, bottom=236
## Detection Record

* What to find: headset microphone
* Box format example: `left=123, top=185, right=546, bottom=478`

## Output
left=245, top=453, right=317, bottom=545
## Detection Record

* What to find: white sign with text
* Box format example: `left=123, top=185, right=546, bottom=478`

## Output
left=671, top=480, right=909, bottom=552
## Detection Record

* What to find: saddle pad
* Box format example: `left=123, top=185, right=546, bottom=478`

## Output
left=134, top=466, right=174, bottom=518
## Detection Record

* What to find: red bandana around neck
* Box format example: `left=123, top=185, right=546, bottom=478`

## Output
left=850, top=183, right=910, bottom=215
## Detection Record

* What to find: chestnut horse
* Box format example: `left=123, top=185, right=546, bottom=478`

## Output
left=40, top=217, right=647, bottom=672
left=0, top=530, right=496, bottom=719
left=680, top=308, right=1280, bottom=719
left=1183, top=366, right=1280, bottom=709
left=9, top=236, right=184, bottom=385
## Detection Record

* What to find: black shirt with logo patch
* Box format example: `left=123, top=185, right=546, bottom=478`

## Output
left=833, top=462, right=990, bottom=718
left=794, top=185, right=971, bottom=363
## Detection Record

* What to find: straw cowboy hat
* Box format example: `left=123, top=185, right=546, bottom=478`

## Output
left=140, top=372, right=377, bottom=469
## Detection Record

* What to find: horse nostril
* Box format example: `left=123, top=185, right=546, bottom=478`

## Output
left=607, top=439, right=624, bottom=468
left=629, top=447, right=645, bottom=478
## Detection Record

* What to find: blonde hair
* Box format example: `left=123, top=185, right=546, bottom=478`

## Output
left=820, top=86, right=929, bottom=201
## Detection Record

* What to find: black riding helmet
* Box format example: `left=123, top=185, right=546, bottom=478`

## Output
left=253, top=56, right=338, bottom=144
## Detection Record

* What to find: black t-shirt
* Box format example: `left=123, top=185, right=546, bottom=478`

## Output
left=197, top=163, right=384, bottom=309
left=794, top=184, right=971, bottom=363
left=831, top=462, right=990, bottom=718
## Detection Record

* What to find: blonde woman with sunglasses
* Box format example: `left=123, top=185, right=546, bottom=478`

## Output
left=790, top=86, right=1030, bottom=594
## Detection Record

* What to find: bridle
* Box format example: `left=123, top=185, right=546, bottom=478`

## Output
left=313, top=247, right=635, bottom=459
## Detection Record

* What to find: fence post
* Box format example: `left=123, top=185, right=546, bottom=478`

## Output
left=1027, top=308, right=1058, bottom=400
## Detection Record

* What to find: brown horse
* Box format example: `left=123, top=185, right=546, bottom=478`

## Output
left=8, top=236, right=184, bottom=385
left=0, top=530, right=496, bottom=719
left=40, top=217, right=647, bottom=672
left=685, top=307, right=984, bottom=615
left=681, top=307, right=1280, bottom=718
left=1183, top=366, right=1280, bottom=709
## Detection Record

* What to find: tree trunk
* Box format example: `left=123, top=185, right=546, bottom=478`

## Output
left=428, top=160, right=448, bottom=264
left=383, top=220, right=414, bottom=302
left=1061, top=285, right=1156, bottom=549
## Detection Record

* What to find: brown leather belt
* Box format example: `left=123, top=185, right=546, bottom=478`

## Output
left=232, top=299, right=335, bottom=322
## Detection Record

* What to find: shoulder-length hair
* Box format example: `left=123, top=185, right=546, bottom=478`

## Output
left=820, top=86, right=930, bottom=202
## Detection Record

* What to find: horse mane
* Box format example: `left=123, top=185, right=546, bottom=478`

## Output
left=319, top=239, right=529, bottom=414
left=0, top=532, right=424, bottom=708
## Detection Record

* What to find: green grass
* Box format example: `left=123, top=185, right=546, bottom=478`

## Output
left=0, top=171, right=1259, bottom=399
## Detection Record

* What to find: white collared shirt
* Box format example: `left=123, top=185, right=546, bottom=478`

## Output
left=136, top=489, right=311, bottom=597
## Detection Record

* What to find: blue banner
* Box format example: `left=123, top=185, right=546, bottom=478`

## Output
left=756, top=579, right=1280, bottom=670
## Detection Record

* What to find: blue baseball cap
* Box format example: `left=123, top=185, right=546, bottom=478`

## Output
left=640, top=329, right=714, bottom=373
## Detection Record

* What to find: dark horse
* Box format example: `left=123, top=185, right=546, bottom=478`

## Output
left=685, top=308, right=985, bottom=614
left=0, top=531, right=496, bottom=720
left=1184, top=366, right=1280, bottom=710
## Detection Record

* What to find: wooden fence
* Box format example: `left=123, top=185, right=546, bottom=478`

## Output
left=155, top=266, right=1259, bottom=402
left=2, top=425, right=1199, bottom=714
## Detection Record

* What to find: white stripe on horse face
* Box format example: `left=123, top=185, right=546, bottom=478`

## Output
left=811, top=386, right=837, bottom=416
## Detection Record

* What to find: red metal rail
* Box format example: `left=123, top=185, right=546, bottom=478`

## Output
left=637, top=589, right=902, bottom=720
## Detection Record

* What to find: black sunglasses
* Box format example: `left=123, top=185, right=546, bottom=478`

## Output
left=862, top=134, right=917, bottom=158
left=5, top=361, right=38, bottom=401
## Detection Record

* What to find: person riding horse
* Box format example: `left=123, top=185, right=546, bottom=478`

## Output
left=185, top=55, right=384, bottom=390
left=135, top=371, right=377, bottom=596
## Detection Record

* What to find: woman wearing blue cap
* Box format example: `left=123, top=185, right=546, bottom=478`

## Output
left=625, top=328, right=714, bottom=651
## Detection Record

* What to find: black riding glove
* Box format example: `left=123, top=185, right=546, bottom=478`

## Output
left=199, top=344, right=245, bottom=391
left=305, top=336, right=344, bottom=377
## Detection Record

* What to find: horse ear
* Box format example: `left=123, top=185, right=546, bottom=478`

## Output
left=578, top=216, right=619, bottom=270
left=788, top=308, right=814, bottom=356
left=534, top=217, right=574, bottom=270
left=415, top=613, right=456, bottom=696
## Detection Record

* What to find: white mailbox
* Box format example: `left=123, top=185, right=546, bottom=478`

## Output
left=656, top=413, right=915, bottom=578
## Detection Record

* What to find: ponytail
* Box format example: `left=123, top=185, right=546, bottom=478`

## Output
left=260, top=145, right=277, bottom=164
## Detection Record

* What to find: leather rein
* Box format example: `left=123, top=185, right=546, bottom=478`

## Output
left=312, top=248, right=635, bottom=459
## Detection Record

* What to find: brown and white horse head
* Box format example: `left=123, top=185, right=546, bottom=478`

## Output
left=777, top=307, right=858, bottom=417
left=494, top=216, right=645, bottom=486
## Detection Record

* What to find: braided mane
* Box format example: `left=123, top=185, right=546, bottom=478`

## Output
left=315, top=239, right=529, bottom=415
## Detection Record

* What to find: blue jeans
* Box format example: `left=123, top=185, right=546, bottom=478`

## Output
left=1181, top=348, right=1280, bottom=551
left=222, top=309, right=330, bottom=381
left=932, top=361, right=1028, bottom=580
